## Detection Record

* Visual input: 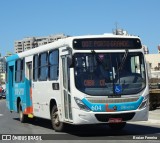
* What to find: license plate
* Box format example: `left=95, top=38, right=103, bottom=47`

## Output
left=108, top=118, right=122, bottom=123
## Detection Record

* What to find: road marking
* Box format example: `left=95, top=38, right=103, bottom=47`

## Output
left=0, top=114, right=3, bottom=116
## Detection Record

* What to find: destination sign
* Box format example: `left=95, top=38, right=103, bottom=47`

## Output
left=73, top=38, right=142, bottom=50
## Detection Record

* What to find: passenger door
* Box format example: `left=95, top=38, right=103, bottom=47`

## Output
left=61, top=55, right=73, bottom=122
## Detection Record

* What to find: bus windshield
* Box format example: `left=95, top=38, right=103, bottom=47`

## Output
left=74, top=52, right=146, bottom=96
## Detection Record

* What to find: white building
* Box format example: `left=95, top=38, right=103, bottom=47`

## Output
left=145, top=54, right=160, bottom=71
left=0, top=57, right=6, bottom=84
left=143, top=45, right=149, bottom=54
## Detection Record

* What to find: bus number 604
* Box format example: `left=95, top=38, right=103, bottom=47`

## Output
left=91, top=105, right=102, bottom=111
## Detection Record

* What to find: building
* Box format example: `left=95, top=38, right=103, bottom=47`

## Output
left=142, top=45, right=149, bottom=54
left=14, top=34, right=68, bottom=53
left=0, top=73, right=5, bottom=84
left=0, top=56, right=6, bottom=84
left=145, top=54, right=160, bottom=71
left=0, top=52, right=13, bottom=84
left=14, top=40, right=24, bottom=53
left=158, top=44, right=160, bottom=54
left=0, top=57, right=6, bottom=73
left=145, top=45, right=160, bottom=72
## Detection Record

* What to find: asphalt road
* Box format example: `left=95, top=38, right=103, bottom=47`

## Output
left=0, top=99, right=160, bottom=143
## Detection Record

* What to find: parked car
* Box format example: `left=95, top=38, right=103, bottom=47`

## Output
left=2, top=88, right=6, bottom=99
left=0, top=85, right=6, bottom=99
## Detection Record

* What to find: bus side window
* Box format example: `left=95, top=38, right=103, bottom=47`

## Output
left=15, top=59, right=24, bottom=83
left=21, top=59, right=25, bottom=82
left=39, top=52, right=48, bottom=81
left=49, top=50, right=59, bottom=80
left=33, top=55, right=39, bottom=81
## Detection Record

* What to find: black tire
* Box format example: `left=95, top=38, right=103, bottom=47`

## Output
left=19, top=102, right=28, bottom=123
left=108, top=122, right=126, bottom=130
left=51, top=105, right=64, bottom=132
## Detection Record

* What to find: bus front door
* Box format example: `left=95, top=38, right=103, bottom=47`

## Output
left=61, top=56, right=73, bottom=122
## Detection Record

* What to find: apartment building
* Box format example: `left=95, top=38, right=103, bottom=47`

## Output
left=0, top=57, right=6, bottom=73
left=14, top=40, right=24, bottom=53
left=0, top=53, right=13, bottom=83
left=0, top=56, right=6, bottom=84
left=14, top=34, right=68, bottom=53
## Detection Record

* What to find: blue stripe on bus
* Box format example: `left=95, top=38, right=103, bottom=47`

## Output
left=6, top=54, right=19, bottom=62
left=82, top=96, right=144, bottom=112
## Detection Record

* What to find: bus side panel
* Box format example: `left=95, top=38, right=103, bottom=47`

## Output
left=32, top=81, right=61, bottom=119
left=14, top=83, right=26, bottom=112
left=14, top=79, right=32, bottom=114
left=6, top=64, right=32, bottom=114
left=23, top=78, right=33, bottom=114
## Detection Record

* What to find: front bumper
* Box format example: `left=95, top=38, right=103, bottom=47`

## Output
left=71, top=105, right=149, bottom=125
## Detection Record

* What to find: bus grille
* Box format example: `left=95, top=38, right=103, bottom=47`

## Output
left=95, top=113, right=135, bottom=122
left=86, top=97, right=139, bottom=104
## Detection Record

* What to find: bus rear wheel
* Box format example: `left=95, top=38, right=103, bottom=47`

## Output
left=19, top=102, right=27, bottom=123
left=108, top=122, right=126, bottom=130
left=51, top=105, right=64, bottom=132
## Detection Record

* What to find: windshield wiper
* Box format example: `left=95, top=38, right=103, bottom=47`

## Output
left=118, top=49, right=129, bottom=71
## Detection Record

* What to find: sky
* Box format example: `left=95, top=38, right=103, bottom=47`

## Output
left=0, top=0, right=160, bottom=56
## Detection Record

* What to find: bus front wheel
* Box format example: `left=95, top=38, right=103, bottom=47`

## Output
left=51, top=105, right=64, bottom=132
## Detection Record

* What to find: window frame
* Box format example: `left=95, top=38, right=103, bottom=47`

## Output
left=39, top=52, right=48, bottom=81
left=48, top=49, right=59, bottom=81
left=33, top=54, right=39, bottom=81
left=15, top=58, right=25, bottom=83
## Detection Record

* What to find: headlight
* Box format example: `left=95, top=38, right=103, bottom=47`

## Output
left=74, top=97, right=91, bottom=112
left=139, top=94, right=149, bottom=109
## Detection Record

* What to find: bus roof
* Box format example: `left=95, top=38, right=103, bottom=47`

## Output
left=6, top=34, right=141, bottom=62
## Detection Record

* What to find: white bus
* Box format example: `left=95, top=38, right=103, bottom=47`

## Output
left=6, top=33, right=149, bottom=131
